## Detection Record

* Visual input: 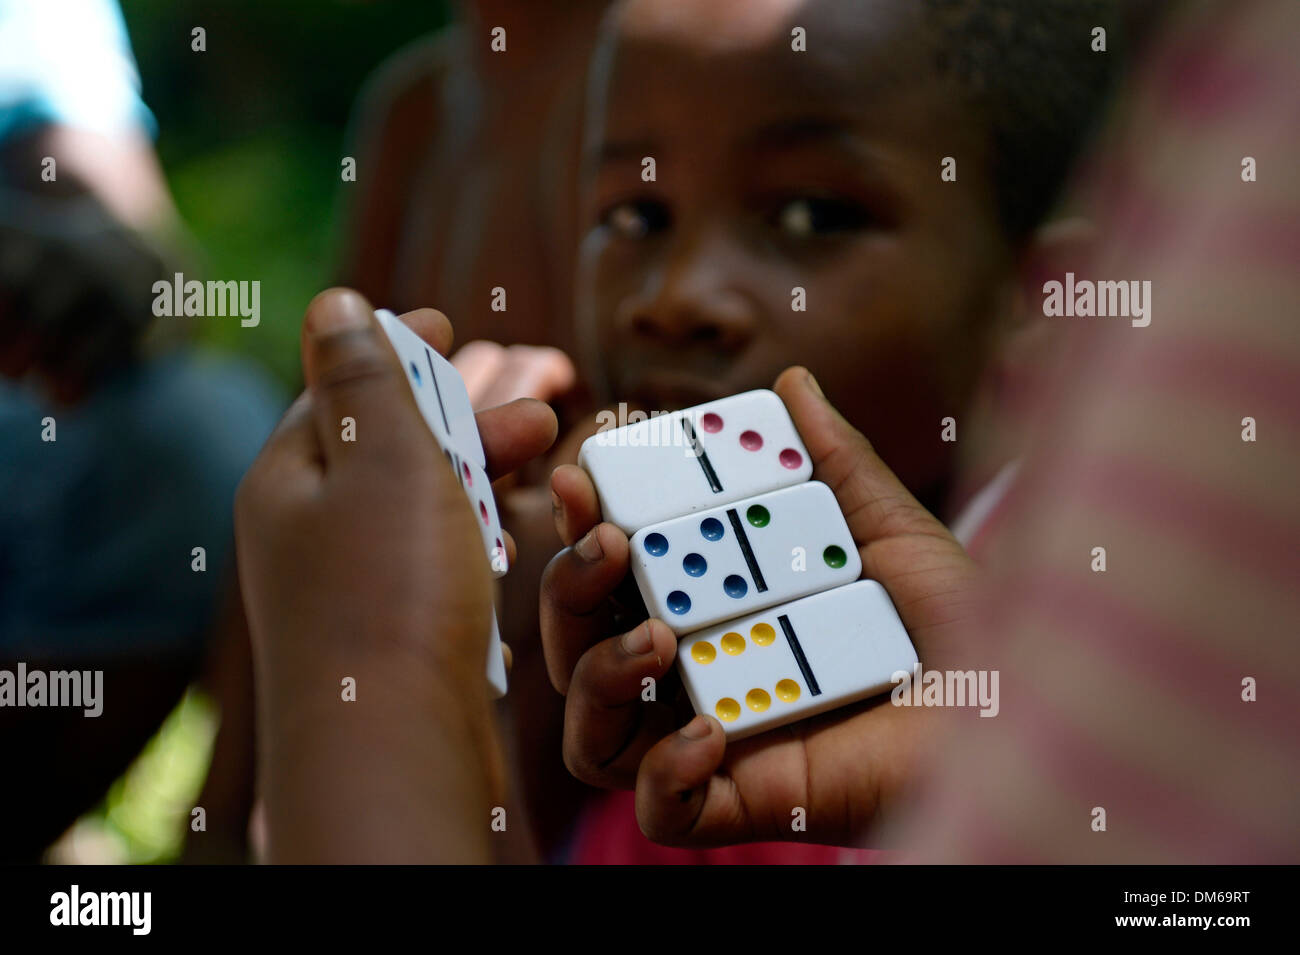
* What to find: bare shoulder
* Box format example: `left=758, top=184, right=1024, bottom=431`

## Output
left=349, top=26, right=465, bottom=148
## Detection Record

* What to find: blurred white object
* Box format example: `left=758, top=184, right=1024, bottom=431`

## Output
left=0, top=0, right=155, bottom=143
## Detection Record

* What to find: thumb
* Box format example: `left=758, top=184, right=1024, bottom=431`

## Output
left=300, top=288, right=428, bottom=472
left=775, top=368, right=978, bottom=664
left=773, top=366, right=953, bottom=546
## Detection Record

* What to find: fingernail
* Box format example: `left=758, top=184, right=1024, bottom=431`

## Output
left=806, top=371, right=824, bottom=398
left=679, top=715, right=713, bottom=740
left=550, top=490, right=562, bottom=517
left=574, top=527, right=603, bottom=562
left=309, top=292, right=372, bottom=336
left=621, top=621, right=654, bottom=655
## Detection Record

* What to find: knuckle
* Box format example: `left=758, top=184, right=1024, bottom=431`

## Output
left=315, top=348, right=399, bottom=396
left=540, top=549, right=582, bottom=612
left=234, top=462, right=267, bottom=526
left=562, top=736, right=596, bottom=783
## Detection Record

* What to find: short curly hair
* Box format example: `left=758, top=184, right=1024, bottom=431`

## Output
left=0, top=191, right=167, bottom=388
left=922, top=0, right=1129, bottom=241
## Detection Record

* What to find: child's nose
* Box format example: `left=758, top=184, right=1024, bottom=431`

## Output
left=625, top=264, right=758, bottom=351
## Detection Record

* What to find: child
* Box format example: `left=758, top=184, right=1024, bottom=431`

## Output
left=539, top=0, right=1126, bottom=860
left=338, top=0, right=609, bottom=404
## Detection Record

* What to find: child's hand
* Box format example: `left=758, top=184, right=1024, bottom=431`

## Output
left=540, top=367, right=979, bottom=847
left=452, top=340, right=576, bottom=409
left=235, top=289, right=556, bottom=861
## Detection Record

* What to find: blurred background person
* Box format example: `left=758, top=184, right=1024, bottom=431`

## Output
left=0, top=0, right=282, bottom=861
left=339, top=0, right=606, bottom=408
left=898, top=0, right=1300, bottom=862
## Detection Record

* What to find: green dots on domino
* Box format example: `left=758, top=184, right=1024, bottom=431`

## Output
left=823, top=545, right=847, bottom=568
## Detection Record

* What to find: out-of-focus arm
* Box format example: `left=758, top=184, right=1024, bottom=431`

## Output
left=905, top=0, right=1300, bottom=863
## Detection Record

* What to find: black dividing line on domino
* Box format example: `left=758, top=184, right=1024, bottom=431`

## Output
left=778, top=614, right=820, bottom=696
left=681, top=418, right=723, bottom=494
left=726, top=508, right=767, bottom=592
left=425, top=350, right=452, bottom=435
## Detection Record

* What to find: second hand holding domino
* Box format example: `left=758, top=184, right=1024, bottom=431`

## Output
left=579, top=385, right=912, bottom=739
left=376, top=308, right=509, bottom=696
left=541, top=367, right=981, bottom=844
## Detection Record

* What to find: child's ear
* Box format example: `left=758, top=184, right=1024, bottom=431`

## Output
left=992, top=215, right=1098, bottom=367
left=960, top=216, right=1098, bottom=482
left=1016, top=216, right=1098, bottom=317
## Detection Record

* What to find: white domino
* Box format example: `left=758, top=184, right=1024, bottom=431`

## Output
left=629, top=481, right=861, bottom=635
left=441, top=446, right=509, bottom=577
left=485, top=607, right=508, bottom=699
left=376, top=309, right=486, bottom=469
left=377, top=309, right=505, bottom=577
left=676, top=581, right=916, bottom=740
left=376, top=308, right=508, bottom=697
left=579, top=390, right=813, bottom=534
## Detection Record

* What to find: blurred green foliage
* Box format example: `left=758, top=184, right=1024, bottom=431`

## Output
left=51, top=690, right=217, bottom=864
left=124, top=0, right=451, bottom=386
left=61, top=0, right=450, bottom=864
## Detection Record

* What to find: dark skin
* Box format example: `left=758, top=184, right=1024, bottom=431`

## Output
left=543, top=367, right=980, bottom=846
left=537, top=0, right=1027, bottom=847
left=234, top=290, right=557, bottom=862
left=196, top=2, right=606, bottom=861
left=576, top=0, right=1016, bottom=512
left=297, top=0, right=1027, bottom=857
left=341, top=0, right=610, bottom=357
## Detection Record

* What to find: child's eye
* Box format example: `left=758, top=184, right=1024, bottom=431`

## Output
left=774, top=197, right=871, bottom=238
left=602, top=200, right=669, bottom=239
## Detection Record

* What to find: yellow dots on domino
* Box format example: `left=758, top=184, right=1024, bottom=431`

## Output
left=720, top=632, right=746, bottom=655
left=746, top=688, right=771, bottom=712
left=775, top=679, right=801, bottom=702
left=691, top=641, right=716, bottom=664
left=751, top=622, right=776, bottom=646
left=715, top=698, right=741, bottom=722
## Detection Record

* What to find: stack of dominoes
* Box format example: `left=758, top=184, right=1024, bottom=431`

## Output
left=580, top=390, right=917, bottom=740
left=377, top=310, right=510, bottom=698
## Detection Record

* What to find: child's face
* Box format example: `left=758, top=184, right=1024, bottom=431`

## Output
left=576, top=0, right=1016, bottom=504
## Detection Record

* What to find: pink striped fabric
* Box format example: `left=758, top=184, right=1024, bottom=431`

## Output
left=903, top=0, right=1300, bottom=862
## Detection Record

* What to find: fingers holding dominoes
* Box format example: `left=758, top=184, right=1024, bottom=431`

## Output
left=632, top=707, right=887, bottom=847
left=393, top=306, right=455, bottom=357
left=539, top=522, right=631, bottom=693
left=452, top=340, right=576, bottom=409
left=773, top=366, right=948, bottom=545
left=774, top=366, right=979, bottom=663
left=632, top=716, right=737, bottom=846
left=549, top=464, right=602, bottom=547
left=475, top=398, right=559, bottom=480
left=561, top=619, right=680, bottom=789
left=301, top=290, right=441, bottom=473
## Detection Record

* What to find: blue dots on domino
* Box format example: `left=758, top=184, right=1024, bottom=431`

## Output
left=700, top=518, right=725, bottom=541
left=409, top=362, right=422, bottom=385
left=723, top=575, right=748, bottom=598
left=683, top=553, right=707, bottom=577
left=667, top=591, right=692, bottom=615
left=643, top=533, right=669, bottom=556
